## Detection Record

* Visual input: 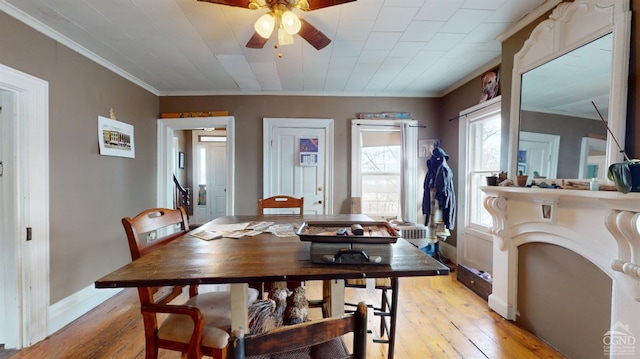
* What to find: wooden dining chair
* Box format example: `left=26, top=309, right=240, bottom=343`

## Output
left=345, top=278, right=397, bottom=351
left=255, top=195, right=305, bottom=296
left=228, top=302, right=368, bottom=359
left=257, top=195, right=304, bottom=216
left=122, top=207, right=258, bottom=359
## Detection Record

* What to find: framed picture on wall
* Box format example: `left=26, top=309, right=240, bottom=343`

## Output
left=419, top=139, right=436, bottom=158
left=98, top=116, right=135, bottom=158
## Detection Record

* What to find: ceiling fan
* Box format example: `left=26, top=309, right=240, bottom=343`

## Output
left=198, top=0, right=356, bottom=50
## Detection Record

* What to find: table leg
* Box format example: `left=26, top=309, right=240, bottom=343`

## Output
left=322, top=279, right=345, bottom=317
left=230, top=283, right=249, bottom=331
left=388, top=278, right=399, bottom=359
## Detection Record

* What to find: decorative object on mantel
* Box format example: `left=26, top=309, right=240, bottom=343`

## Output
left=358, top=112, right=411, bottom=119
left=98, top=110, right=135, bottom=158
left=516, top=170, right=528, bottom=187
left=592, top=101, right=640, bottom=193
left=160, top=111, right=229, bottom=118
left=486, top=174, right=498, bottom=186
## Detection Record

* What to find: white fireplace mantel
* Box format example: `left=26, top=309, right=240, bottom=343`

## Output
left=482, top=186, right=640, bottom=349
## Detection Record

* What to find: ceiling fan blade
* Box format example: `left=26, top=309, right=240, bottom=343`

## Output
left=301, top=0, right=356, bottom=11
left=298, top=18, right=331, bottom=50
left=197, top=0, right=251, bottom=9
left=246, top=32, right=269, bottom=49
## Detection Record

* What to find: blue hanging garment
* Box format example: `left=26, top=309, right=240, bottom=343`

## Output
left=422, top=145, right=456, bottom=230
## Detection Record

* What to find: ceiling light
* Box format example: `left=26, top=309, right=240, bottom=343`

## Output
left=278, top=28, right=294, bottom=46
left=254, top=13, right=275, bottom=39
left=281, top=11, right=301, bottom=35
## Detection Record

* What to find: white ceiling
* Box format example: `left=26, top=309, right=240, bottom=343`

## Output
left=1, top=0, right=550, bottom=97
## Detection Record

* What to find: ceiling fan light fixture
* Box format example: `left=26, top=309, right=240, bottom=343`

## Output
left=277, top=27, right=294, bottom=45
left=281, top=11, right=301, bottom=35
left=254, top=13, right=275, bottom=39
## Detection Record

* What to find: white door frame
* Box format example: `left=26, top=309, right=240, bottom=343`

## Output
left=0, top=63, right=50, bottom=349
left=262, top=118, right=334, bottom=214
left=518, top=131, right=560, bottom=179
left=157, top=117, right=235, bottom=215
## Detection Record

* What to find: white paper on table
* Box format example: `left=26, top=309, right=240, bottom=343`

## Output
left=197, top=222, right=250, bottom=233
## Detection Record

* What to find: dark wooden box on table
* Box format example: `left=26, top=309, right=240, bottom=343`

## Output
left=296, top=221, right=398, bottom=265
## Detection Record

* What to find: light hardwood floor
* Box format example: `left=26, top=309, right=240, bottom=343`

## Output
left=3, top=273, right=566, bottom=359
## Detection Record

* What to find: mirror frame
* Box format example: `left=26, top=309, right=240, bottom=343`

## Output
left=508, top=0, right=631, bottom=183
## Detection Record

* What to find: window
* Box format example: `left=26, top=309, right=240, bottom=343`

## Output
left=351, top=120, right=417, bottom=223
left=360, top=130, right=401, bottom=218
left=460, top=100, right=501, bottom=230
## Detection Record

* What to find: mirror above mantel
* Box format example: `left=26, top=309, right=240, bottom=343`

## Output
left=508, top=0, right=631, bottom=183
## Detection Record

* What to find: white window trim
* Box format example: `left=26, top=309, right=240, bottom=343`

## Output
left=458, top=96, right=501, bottom=237
left=351, top=119, right=418, bottom=224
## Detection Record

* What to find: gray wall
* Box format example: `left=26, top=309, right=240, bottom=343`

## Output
left=520, top=110, right=607, bottom=178
left=0, top=11, right=159, bottom=304
left=159, top=95, right=441, bottom=216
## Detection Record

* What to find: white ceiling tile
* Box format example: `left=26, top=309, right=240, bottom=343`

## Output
left=400, top=21, right=443, bottom=42
left=2, top=0, right=548, bottom=95
left=462, top=23, right=509, bottom=43
left=364, top=32, right=401, bottom=50
left=336, top=20, right=375, bottom=41
left=461, top=0, right=508, bottom=11
left=331, top=41, right=366, bottom=57
left=388, top=42, right=426, bottom=58
left=358, top=50, right=391, bottom=65
left=438, top=9, right=494, bottom=34
left=415, top=0, right=464, bottom=21
left=423, top=33, right=465, bottom=51
left=373, top=7, right=416, bottom=32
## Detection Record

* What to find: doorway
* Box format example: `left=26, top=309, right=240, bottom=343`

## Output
left=0, top=63, right=50, bottom=349
left=263, top=118, right=334, bottom=214
left=157, top=117, right=235, bottom=215
left=191, top=131, right=227, bottom=225
left=518, top=131, right=560, bottom=179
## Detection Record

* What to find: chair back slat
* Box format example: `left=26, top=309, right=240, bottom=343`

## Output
left=122, top=207, right=189, bottom=261
left=258, top=195, right=304, bottom=216
left=230, top=302, right=368, bottom=359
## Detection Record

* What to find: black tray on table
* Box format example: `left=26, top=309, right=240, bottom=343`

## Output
left=296, top=221, right=398, bottom=244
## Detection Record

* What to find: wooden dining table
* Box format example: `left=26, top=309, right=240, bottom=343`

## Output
left=95, top=214, right=449, bottom=357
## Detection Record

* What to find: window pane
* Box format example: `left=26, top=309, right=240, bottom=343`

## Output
left=360, top=132, right=401, bottom=218
left=362, top=146, right=400, bottom=172
left=467, top=114, right=501, bottom=228
left=362, top=174, right=399, bottom=216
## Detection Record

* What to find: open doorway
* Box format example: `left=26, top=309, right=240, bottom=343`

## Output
left=157, top=117, right=235, bottom=216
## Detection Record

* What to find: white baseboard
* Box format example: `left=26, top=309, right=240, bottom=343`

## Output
left=48, top=285, right=122, bottom=335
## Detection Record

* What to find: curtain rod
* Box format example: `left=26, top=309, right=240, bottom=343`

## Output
left=356, top=123, right=426, bottom=128
left=448, top=103, right=496, bottom=121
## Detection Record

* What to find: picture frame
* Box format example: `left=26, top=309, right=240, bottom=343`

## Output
left=98, top=116, right=135, bottom=158
left=178, top=151, right=185, bottom=169
left=419, top=139, right=436, bottom=158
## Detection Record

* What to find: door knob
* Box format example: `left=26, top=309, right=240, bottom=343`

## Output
left=318, top=200, right=323, bottom=204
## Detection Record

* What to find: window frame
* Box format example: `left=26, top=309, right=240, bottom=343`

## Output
left=458, top=97, right=502, bottom=239
left=351, top=119, right=418, bottom=223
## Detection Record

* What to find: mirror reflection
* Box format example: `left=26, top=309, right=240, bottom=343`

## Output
left=518, top=34, right=612, bottom=180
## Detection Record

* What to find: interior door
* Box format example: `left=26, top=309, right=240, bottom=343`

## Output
left=264, top=119, right=333, bottom=215
left=192, top=141, right=227, bottom=225
left=518, top=131, right=560, bottom=179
